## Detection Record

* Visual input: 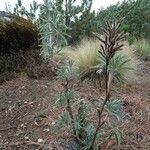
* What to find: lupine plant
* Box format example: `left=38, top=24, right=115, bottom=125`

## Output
left=13, top=0, right=26, bottom=17
left=38, top=0, right=70, bottom=59
left=91, top=19, right=126, bottom=149
left=13, top=0, right=39, bottom=22
left=54, top=19, right=126, bottom=150
left=26, top=0, right=39, bottom=22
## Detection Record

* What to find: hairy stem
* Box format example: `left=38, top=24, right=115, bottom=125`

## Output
left=90, top=59, right=110, bottom=150
left=65, top=80, right=77, bottom=139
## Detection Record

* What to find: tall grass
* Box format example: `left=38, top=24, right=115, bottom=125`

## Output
left=62, top=39, right=139, bottom=82
left=133, top=39, right=150, bottom=61
left=62, top=38, right=100, bottom=76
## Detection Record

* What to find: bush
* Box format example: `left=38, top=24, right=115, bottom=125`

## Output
left=0, top=46, right=61, bottom=83
left=0, top=13, right=41, bottom=83
left=25, top=56, right=60, bottom=79
left=0, top=48, right=40, bottom=83
left=133, top=39, right=150, bottom=61
left=0, top=15, right=38, bottom=55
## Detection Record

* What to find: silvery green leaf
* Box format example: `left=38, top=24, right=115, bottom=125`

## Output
left=55, top=89, right=75, bottom=105
left=113, top=127, right=122, bottom=146
left=53, top=111, right=70, bottom=132
left=105, top=99, right=124, bottom=121
left=84, top=123, right=95, bottom=138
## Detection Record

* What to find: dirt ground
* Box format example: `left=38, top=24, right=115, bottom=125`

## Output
left=0, top=61, right=150, bottom=150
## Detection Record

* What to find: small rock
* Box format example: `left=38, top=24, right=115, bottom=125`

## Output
left=38, top=138, right=43, bottom=143
left=51, top=121, right=55, bottom=125
left=43, top=128, right=50, bottom=132
left=20, top=123, right=25, bottom=128
left=24, top=136, right=29, bottom=140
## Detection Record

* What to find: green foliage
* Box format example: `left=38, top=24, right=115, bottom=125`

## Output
left=133, top=39, right=150, bottom=61
left=105, top=99, right=124, bottom=121
left=69, top=10, right=96, bottom=44
left=55, top=89, right=75, bottom=105
left=96, top=0, right=150, bottom=39
left=92, top=99, right=124, bottom=148
left=7, top=0, right=150, bottom=46
left=54, top=58, right=126, bottom=149
left=56, top=61, right=76, bottom=80
left=51, top=0, right=95, bottom=44
left=13, top=0, right=39, bottom=22
left=109, top=54, right=133, bottom=82
left=74, top=101, right=95, bottom=149
left=54, top=111, right=70, bottom=131
left=0, top=17, right=38, bottom=55
left=113, top=127, right=122, bottom=146
left=13, top=0, right=26, bottom=16
left=26, top=0, right=39, bottom=22
left=38, top=0, right=69, bottom=58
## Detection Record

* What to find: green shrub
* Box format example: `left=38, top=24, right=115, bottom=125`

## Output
left=133, top=39, right=150, bottom=61
left=54, top=61, right=125, bottom=149
left=0, top=15, right=38, bottom=55
left=0, top=14, right=40, bottom=83
left=0, top=48, right=44, bottom=83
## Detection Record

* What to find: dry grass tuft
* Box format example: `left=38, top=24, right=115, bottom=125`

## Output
left=133, top=39, right=150, bottom=61
left=62, top=38, right=100, bottom=76
left=112, top=43, right=140, bottom=82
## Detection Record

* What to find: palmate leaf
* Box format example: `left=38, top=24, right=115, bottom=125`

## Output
left=81, top=123, right=96, bottom=150
left=113, top=127, right=122, bottom=146
left=55, top=89, right=75, bottom=105
left=105, top=99, right=124, bottom=120
left=53, top=111, right=70, bottom=132
left=84, top=123, right=95, bottom=139
left=74, top=122, right=95, bottom=150
left=57, top=61, right=76, bottom=81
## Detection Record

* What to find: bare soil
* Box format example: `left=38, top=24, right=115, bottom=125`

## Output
left=0, top=62, right=150, bottom=150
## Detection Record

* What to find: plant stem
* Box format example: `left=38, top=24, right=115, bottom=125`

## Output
left=90, top=59, right=110, bottom=150
left=65, top=80, right=77, bottom=140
